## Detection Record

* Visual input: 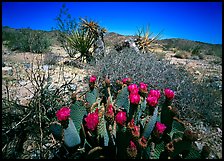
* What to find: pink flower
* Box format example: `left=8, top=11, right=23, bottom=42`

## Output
left=148, top=89, right=161, bottom=99
left=122, top=77, right=132, bottom=84
left=128, top=118, right=135, bottom=129
left=115, top=111, right=127, bottom=126
left=132, top=125, right=140, bottom=137
left=139, top=82, right=148, bottom=92
left=129, top=140, right=137, bottom=150
left=106, top=104, right=114, bottom=116
left=56, top=107, right=71, bottom=121
left=128, top=84, right=139, bottom=94
left=89, top=75, right=97, bottom=83
left=155, top=122, right=166, bottom=134
left=129, top=93, right=140, bottom=105
left=146, top=95, right=158, bottom=107
left=85, top=111, right=99, bottom=131
left=164, top=88, right=175, bottom=100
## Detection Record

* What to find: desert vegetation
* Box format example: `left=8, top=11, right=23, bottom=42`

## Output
left=2, top=4, right=222, bottom=159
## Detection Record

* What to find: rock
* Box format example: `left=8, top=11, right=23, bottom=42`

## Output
left=216, top=152, right=222, bottom=159
left=195, top=70, right=201, bottom=75
left=68, top=84, right=77, bottom=91
left=2, top=66, right=13, bottom=76
left=19, top=80, right=28, bottom=86
left=191, top=55, right=200, bottom=60
left=194, top=141, right=203, bottom=151
left=217, top=128, right=222, bottom=133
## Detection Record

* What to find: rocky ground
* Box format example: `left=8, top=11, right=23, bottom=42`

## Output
left=2, top=43, right=222, bottom=159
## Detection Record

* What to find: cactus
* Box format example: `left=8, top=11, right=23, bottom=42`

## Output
left=49, top=122, right=63, bottom=141
left=142, top=106, right=158, bottom=140
left=97, top=107, right=109, bottom=146
left=48, top=75, right=206, bottom=159
left=70, top=100, right=87, bottom=132
left=63, top=118, right=81, bottom=148
left=115, top=86, right=130, bottom=114
left=86, top=88, right=99, bottom=106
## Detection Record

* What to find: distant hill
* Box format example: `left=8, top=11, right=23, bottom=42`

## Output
left=2, top=26, right=222, bottom=58
left=158, top=38, right=222, bottom=58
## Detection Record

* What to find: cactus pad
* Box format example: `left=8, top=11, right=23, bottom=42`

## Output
left=70, top=100, right=87, bottom=132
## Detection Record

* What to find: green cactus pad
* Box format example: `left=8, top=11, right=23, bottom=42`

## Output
left=49, top=122, right=63, bottom=140
left=115, top=86, right=130, bottom=113
left=97, top=115, right=109, bottom=146
left=185, top=146, right=201, bottom=159
left=70, top=100, right=87, bottom=132
left=64, top=119, right=81, bottom=148
left=143, top=106, right=159, bottom=140
left=153, top=141, right=165, bottom=159
left=86, top=88, right=99, bottom=106
left=170, top=120, right=185, bottom=139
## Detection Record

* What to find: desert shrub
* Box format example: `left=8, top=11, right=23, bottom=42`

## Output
left=43, top=52, right=60, bottom=65
left=2, top=57, right=76, bottom=159
left=94, top=48, right=222, bottom=127
left=54, top=4, right=78, bottom=57
left=174, top=51, right=191, bottom=59
left=4, top=28, right=51, bottom=53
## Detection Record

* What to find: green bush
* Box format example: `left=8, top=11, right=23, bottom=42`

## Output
left=3, top=28, right=51, bottom=53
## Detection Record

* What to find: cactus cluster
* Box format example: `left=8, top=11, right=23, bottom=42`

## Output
left=49, top=75, right=209, bottom=159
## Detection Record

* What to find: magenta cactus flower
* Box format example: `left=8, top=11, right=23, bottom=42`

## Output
left=132, top=125, right=140, bottom=138
left=129, top=93, right=141, bottom=105
left=115, top=111, right=127, bottom=126
left=127, top=118, right=135, bottom=130
left=106, top=104, right=114, bottom=116
left=148, top=89, right=161, bottom=99
left=146, top=95, right=158, bottom=107
left=155, top=122, right=167, bottom=134
left=89, top=75, right=97, bottom=83
left=122, top=77, right=131, bottom=84
left=84, top=111, right=99, bottom=131
left=56, top=106, right=71, bottom=121
left=128, top=84, right=139, bottom=94
left=164, top=88, right=175, bottom=100
left=139, top=82, right=148, bottom=92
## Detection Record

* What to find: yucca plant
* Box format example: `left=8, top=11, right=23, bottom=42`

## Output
left=66, top=28, right=95, bottom=63
left=49, top=75, right=207, bottom=159
left=135, top=25, right=163, bottom=53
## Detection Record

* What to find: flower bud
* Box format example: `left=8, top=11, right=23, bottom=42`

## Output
left=128, top=84, right=139, bottom=94
left=129, top=93, right=140, bottom=105
left=115, top=111, right=127, bottom=126
left=148, top=89, right=161, bottom=99
left=164, top=88, right=175, bottom=100
left=89, top=75, right=97, bottom=83
left=84, top=111, right=99, bottom=131
left=122, top=77, right=132, bottom=85
left=155, top=122, right=167, bottom=134
left=138, top=136, right=148, bottom=149
left=56, top=106, right=71, bottom=121
left=146, top=95, right=158, bottom=107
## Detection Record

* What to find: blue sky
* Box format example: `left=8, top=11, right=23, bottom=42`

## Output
left=2, top=2, right=222, bottom=44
